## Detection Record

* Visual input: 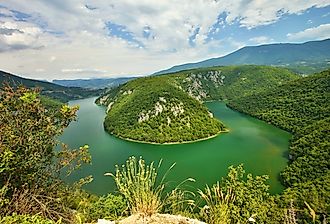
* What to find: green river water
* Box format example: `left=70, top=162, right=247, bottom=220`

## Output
left=60, top=97, right=291, bottom=195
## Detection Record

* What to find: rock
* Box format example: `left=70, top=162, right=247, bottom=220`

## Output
left=106, top=102, right=114, bottom=113
left=97, top=219, right=115, bottom=224
left=117, top=213, right=207, bottom=224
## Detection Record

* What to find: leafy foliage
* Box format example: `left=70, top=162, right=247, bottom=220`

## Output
left=199, top=165, right=273, bottom=224
left=76, top=193, right=127, bottom=222
left=228, top=69, right=330, bottom=223
left=107, top=157, right=194, bottom=216
left=107, top=156, right=171, bottom=215
left=98, top=65, right=296, bottom=143
left=0, top=214, right=58, bottom=224
left=0, top=86, right=91, bottom=222
left=98, top=75, right=226, bottom=143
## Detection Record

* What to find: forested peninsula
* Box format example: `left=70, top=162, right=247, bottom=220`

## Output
left=96, top=65, right=297, bottom=144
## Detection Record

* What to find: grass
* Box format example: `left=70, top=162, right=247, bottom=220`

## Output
left=198, top=182, right=235, bottom=224
left=106, top=156, right=195, bottom=216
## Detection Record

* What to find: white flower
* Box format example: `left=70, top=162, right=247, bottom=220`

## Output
left=248, top=217, right=256, bottom=222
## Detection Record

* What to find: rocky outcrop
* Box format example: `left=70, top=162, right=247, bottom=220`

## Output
left=181, top=70, right=225, bottom=101
left=138, top=97, right=185, bottom=123
left=97, top=213, right=207, bottom=224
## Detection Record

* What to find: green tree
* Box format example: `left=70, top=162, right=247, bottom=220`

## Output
left=199, top=165, right=275, bottom=224
left=0, top=85, right=91, bottom=222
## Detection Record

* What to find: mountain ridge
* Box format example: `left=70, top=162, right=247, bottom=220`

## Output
left=97, top=65, right=298, bottom=144
left=0, top=70, right=101, bottom=102
left=53, top=77, right=137, bottom=89
left=154, top=39, right=330, bottom=75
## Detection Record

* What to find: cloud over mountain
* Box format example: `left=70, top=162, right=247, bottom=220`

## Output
left=0, top=1, right=329, bottom=80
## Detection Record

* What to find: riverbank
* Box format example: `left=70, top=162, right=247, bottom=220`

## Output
left=62, top=98, right=289, bottom=195
left=107, top=128, right=229, bottom=145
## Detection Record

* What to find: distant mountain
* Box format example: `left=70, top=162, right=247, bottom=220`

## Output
left=53, top=77, right=137, bottom=89
left=155, top=39, right=330, bottom=75
left=0, top=70, right=101, bottom=102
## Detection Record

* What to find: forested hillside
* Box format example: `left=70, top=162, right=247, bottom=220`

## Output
left=97, top=65, right=297, bottom=143
left=228, top=70, right=330, bottom=219
left=97, top=76, right=226, bottom=143
left=169, top=65, right=297, bottom=101
left=0, top=70, right=101, bottom=102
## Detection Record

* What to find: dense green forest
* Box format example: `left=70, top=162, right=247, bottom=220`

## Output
left=98, top=65, right=297, bottom=143
left=1, top=68, right=329, bottom=223
left=98, top=65, right=329, bottom=222
left=170, top=65, right=297, bottom=101
left=97, top=76, right=226, bottom=143
left=227, top=70, right=330, bottom=221
left=0, top=70, right=102, bottom=102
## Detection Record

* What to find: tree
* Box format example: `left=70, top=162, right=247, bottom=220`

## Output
left=0, top=85, right=91, bottom=222
left=199, top=165, right=275, bottom=224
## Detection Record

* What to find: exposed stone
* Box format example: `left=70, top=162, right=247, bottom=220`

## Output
left=167, top=117, right=171, bottom=125
left=123, top=90, right=133, bottom=95
left=154, top=102, right=164, bottom=116
left=99, top=95, right=109, bottom=105
left=138, top=100, right=185, bottom=123
left=106, top=102, right=114, bottom=113
left=159, top=97, right=166, bottom=103
left=97, top=219, right=115, bottom=224
left=138, top=111, right=151, bottom=123
left=118, top=213, right=207, bottom=224
left=171, top=102, right=184, bottom=117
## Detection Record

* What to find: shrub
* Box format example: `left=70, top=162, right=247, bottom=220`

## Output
left=0, top=86, right=91, bottom=222
left=82, top=193, right=127, bottom=222
left=199, top=165, right=272, bottom=224
left=0, top=214, right=58, bottom=224
left=106, top=156, right=168, bottom=215
left=106, top=156, right=194, bottom=216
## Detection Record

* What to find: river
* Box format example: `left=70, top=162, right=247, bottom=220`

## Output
left=60, top=97, right=291, bottom=195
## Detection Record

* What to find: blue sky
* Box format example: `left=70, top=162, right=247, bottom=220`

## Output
left=0, top=1, right=329, bottom=80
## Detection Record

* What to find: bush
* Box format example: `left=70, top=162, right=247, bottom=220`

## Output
left=199, top=165, right=273, bottom=224
left=82, top=193, right=127, bottom=222
left=107, top=156, right=194, bottom=216
left=0, top=214, right=58, bottom=224
left=0, top=86, right=91, bottom=222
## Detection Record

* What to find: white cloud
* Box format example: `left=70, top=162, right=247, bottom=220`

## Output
left=0, top=7, right=14, bottom=17
left=287, top=23, right=330, bottom=41
left=0, top=1, right=329, bottom=80
left=0, top=20, right=44, bottom=51
left=249, top=36, right=274, bottom=44
left=224, top=0, right=330, bottom=28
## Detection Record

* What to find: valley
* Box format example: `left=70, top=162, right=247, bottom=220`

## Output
left=0, top=70, right=101, bottom=102
left=1, top=2, right=330, bottom=223
left=60, top=97, right=291, bottom=195
left=97, top=65, right=297, bottom=144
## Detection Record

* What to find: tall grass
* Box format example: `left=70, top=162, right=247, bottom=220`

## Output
left=106, top=156, right=194, bottom=216
left=198, top=182, right=235, bottom=224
